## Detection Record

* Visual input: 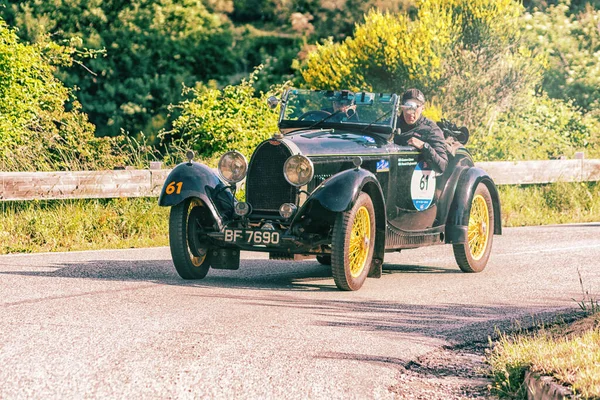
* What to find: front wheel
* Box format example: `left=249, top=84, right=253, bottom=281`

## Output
left=169, top=198, right=210, bottom=279
left=331, top=193, right=376, bottom=291
left=453, top=183, right=494, bottom=273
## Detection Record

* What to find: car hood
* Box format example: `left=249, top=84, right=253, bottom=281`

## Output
left=282, top=129, right=393, bottom=158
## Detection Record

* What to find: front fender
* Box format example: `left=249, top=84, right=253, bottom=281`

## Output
left=306, top=168, right=380, bottom=213
left=445, top=167, right=502, bottom=243
left=158, top=162, right=234, bottom=229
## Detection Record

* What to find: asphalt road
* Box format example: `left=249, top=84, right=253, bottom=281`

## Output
left=1, top=224, right=599, bottom=399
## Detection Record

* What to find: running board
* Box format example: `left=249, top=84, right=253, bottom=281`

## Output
left=385, top=224, right=444, bottom=250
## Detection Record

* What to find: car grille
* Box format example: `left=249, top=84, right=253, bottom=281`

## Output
left=246, top=141, right=296, bottom=212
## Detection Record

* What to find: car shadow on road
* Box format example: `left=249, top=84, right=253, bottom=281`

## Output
left=0, top=258, right=461, bottom=291
left=0, top=256, right=581, bottom=367
left=383, top=264, right=462, bottom=274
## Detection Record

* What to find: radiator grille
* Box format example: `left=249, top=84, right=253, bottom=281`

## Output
left=246, top=142, right=296, bottom=211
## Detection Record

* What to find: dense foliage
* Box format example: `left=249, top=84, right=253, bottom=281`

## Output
left=165, top=71, right=281, bottom=163
left=523, top=2, right=600, bottom=113
left=0, top=0, right=599, bottom=166
left=0, top=20, right=122, bottom=171
left=301, top=0, right=599, bottom=160
left=0, top=0, right=236, bottom=141
left=0, top=0, right=415, bottom=141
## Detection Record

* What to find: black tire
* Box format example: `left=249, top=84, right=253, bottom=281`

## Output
left=169, top=198, right=210, bottom=279
left=316, top=255, right=331, bottom=265
left=331, top=193, right=376, bottom=291
left=453, top=183, right=494, bottom=273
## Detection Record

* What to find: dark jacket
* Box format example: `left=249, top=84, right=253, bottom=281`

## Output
left=394, top=115, right=448, bottom=174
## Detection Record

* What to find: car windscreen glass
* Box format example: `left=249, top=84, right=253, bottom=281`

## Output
left=282, top=89, right=397, bottom=129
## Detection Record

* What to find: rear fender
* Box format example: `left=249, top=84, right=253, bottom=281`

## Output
left=295, top=168, right=386, bottom=278
left=445, top=167, right=502, bottom=244
left=158, top=162, right=234, bottom=230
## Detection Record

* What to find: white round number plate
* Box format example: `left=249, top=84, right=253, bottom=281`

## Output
left=410, top=161, right=436, bottom=210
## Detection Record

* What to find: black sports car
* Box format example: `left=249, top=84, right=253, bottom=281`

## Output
left=159, top=88, right=502, bottom=291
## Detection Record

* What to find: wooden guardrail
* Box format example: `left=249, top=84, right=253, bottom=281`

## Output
left=1, top=159, right=600, bottom=201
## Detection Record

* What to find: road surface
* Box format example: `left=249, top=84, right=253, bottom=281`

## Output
left=1, top=224, right=598, bottom=398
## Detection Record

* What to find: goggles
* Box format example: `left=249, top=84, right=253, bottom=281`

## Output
left=400, top=101, right=421, bottom=111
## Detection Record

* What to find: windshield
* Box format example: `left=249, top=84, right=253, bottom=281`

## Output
left=279, top=89, right=398, bottom=133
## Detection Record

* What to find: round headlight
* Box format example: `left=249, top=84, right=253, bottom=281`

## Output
left=283, top=155, right=314, bottom=187
left=218, top=151, right=248, bottom=184
left=279, top=203, right=297, bottom=219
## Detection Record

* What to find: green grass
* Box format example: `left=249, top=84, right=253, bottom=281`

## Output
left=499, top=181, right=600, bottom=227
left=0, top=181, right=597, bottom=254
left=487, top=314, right=600, bottom=399
left=0, top=198, right=169, bottom=254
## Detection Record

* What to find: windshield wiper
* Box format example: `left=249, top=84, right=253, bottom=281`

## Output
left=286, top=110, right=343, bottom=135
left=360, top=109, right=394, bottom=132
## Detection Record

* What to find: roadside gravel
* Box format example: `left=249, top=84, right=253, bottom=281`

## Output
left=389, top=342, right=496, bottom=399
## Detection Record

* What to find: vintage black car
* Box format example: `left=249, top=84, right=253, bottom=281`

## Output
left=158, top=88, right=502, bottom=291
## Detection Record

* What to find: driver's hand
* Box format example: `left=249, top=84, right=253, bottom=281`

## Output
left=407, top=137, right=425, bottom=149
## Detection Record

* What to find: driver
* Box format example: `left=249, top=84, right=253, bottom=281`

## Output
left=394, top=88, right=448, bottom=174
left=327, top=91, right=358, bottom=122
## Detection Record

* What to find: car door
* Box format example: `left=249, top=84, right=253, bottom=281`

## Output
left=386, top=145, right=441, bottom=231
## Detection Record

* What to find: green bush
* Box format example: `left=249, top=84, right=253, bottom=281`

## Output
left=301, top=6, right=457, bottom=92
left=300, top=1, right=545, bottom=148
left=471, top=93, right=600, bottom=161
left=522, top=2, right=600, bottom=113
left=1, top=0, right=236, bottom=141
left=0, top=19, right=122, bottom=171
left=165, top=69, right=282, bottom=164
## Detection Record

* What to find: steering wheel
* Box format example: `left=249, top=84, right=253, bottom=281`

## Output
left=297, top=110, right=331, bottom=122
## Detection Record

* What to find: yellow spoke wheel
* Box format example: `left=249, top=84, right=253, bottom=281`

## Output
left=331, top=193, right=376, bottom=291
left=349, top=207, right=371, bottom=278
left=467, top=194, right=489, bottom=261
left=453, top=183, right=494, bottom=273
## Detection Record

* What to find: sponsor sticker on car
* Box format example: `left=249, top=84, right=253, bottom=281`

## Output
left=411, top=161, right=437, bottom=210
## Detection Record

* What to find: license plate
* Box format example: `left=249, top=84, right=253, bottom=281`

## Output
left=224, top=229, right=281, bottom=245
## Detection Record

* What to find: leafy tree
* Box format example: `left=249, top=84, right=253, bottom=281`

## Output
left=227, top=1, right=417, bottom=91
left=229, top=0, right=416, bottom=42
left=522, top=2, right=600, bottom=113
left=1, top=0, right=236, bottom=142
left=301, top=0, right=545, bottom=144
left=0, top=19, right=122, bottom=171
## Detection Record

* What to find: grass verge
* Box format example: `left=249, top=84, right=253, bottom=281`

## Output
left=487, top=313, right=600, bottom=399
left=0, top=198, right=168, bottom=254
left=0, top=181, right=597, bottom=254
left=499, top=181, right=600, bottom=227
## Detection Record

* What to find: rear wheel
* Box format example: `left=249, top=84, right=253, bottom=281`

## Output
left=169, top=198, right=210, bottom=279
left=331, top=193, right=376, bottom=291
left=453, top=183, right=494, bottom=273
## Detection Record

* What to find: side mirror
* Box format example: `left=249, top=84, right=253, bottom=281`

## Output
left=267, top=96, right=279, bottom=109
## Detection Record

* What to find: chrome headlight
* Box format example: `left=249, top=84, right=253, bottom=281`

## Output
left=218, top=151, right=248, bottom=184
left=279, top=203, right=297, bottom=219
left=234, top=202, right=251, bottom=217
left=283, top=155, right=314, bottom=187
